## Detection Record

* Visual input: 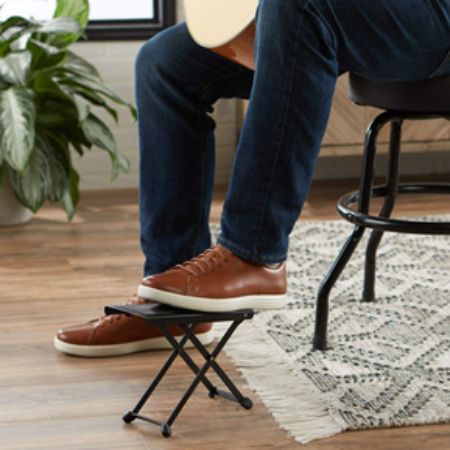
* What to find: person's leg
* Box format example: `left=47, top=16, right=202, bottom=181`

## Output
left=55, top=24, right=254, bottom=357
left=135, top=23, right=253, bottom=276
left=143, top=0, right=450, bottom=312
left=218, top=0, right=450, bottom=265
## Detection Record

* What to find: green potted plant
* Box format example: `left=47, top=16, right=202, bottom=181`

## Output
left=0, top=0, right=136, bottom=225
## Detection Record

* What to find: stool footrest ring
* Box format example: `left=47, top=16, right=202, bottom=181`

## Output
left=337, top=183, right=450, bottom=234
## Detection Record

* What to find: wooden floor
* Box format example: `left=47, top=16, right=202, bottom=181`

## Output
left=1, top=179, right=449, bottom=450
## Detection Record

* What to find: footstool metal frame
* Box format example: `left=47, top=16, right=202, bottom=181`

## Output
left=105, top=303, right=254, bottom=437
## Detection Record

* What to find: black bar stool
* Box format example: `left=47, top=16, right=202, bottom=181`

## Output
left=312, top=72, right=450, bottom=351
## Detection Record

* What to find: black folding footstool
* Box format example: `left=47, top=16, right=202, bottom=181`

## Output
left=105, top=303, right=254, bottom=437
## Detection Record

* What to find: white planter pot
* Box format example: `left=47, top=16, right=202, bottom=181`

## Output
left=0, top=171, right=33, bottom=226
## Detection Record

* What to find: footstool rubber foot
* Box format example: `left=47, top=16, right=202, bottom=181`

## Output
left=123, top=411, right=136, bottom=424
left=161, top=423, right=172, bottom=438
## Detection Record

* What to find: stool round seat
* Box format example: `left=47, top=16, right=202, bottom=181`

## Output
left=349, top=72, right=450, bottom=112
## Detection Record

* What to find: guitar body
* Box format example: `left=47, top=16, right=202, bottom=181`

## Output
left=184, top=0, right=257, bottom=70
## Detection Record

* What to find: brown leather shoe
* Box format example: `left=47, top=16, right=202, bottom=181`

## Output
left=137, top=245, right=288, bottom=312
left=54, top=298, right=214, bottom=357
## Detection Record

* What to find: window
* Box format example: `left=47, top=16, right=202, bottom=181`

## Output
left=1, top=0, right=176, bottom=40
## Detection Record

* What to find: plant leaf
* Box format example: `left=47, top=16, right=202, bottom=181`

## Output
left=51, top=0, right=90, bottom=47
left=59, top=75, right=136, bottom=120
left=72, top=96, right=90, bottom=122
left=0, top=41, right=10, bottom=58
left=66, top=50, right=100, bottom=78
left=8, top=137, right=51, bottom=212
left=116, top=152, right=130, bottom=173
left=0, top=16, right=36, bottom=51
left=32, top=72, right=70, bottom=98
left=41, top=124, right=89, bottom=157
left=54, top=0, right=90, bottom=28
left=0, top=51, right=32, bottom=85
left=82, top=113, right=116, bottom=152
left=35, top=96, right=73, bottom=126
left=46, top=139, right=70, bottom=202
left=27, top=39, right=66, bottom=70
left=61, top=82, right=118, bottom=122
left=3, top=27, right=34, bottom=49
left=0, top=86, right=35, bottom=171
left=48, top=107, right=92, bottom=148
left=68, top=139, right=85, bottom=156
left=62, top=166, right=80, bottom=220
left=81, top=113, right=129, bottom=179
left=32, top=74, right=93, bottom=130
left=38, top=17, right=83, bottom=36
left=0, top=16, right=31, bottom=36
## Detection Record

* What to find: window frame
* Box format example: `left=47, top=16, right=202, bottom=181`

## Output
left=86, top=0, right=176, bottom=41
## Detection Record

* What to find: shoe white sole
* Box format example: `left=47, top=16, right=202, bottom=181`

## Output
left=53, top=330, right=214, bottom=358
left=137, top=284, right=288, bottom=312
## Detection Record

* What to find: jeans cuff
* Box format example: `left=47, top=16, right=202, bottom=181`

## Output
left=216, top=234, right=287, bottom=265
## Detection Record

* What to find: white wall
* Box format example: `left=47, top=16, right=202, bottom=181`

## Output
left=72, top=2, right=238, bottom=190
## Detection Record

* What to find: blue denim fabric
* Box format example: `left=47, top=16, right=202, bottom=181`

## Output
left=135, top=0, right=450, bottom=276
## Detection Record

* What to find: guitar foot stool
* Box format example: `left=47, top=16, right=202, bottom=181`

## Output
left=104, top=302, right=254, bottom=438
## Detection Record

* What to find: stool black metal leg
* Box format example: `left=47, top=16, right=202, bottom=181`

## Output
left=159, top=323, right=218, bottom=396
left=313, top=225, right=365, bottom=350
left=123, top=333, right=190, bottom=424
left=313, top=112, right=392, bottom=351
left=180, top=322, right=253, bottom=409
left=363, top=118, right=403, bottom=302
left=163, top=350, right=215, bottom=432
left=163, top=320, right=251, bottom=430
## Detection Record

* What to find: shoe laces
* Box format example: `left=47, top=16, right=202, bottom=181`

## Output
left=96, top=296, right=147, bottom=327
left=175, top=245, right=230, bottom=276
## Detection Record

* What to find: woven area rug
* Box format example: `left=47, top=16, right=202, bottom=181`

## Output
left=214, top=217, right=450, bottom=444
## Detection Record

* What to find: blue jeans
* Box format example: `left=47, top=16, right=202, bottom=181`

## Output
left=135, top=0, right=450, bottom=277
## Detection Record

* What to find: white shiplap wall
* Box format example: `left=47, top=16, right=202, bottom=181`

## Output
left=72, top=2, right=238, bottom=190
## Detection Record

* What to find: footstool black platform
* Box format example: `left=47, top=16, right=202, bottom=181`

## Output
left=104, top=302, right=254, bottom=438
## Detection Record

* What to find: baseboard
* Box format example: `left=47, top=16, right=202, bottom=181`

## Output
left=314, top=151, right=450, bottom=180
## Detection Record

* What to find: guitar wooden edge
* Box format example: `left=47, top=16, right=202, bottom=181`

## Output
left=184, top=0, right=257, bottom=70
left=184, top=0, right=258, bottom=48
left=211, top=22, right=256, bottom=71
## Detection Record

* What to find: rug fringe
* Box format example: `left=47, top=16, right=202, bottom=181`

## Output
left=221, top=320, right=345, bottom=444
